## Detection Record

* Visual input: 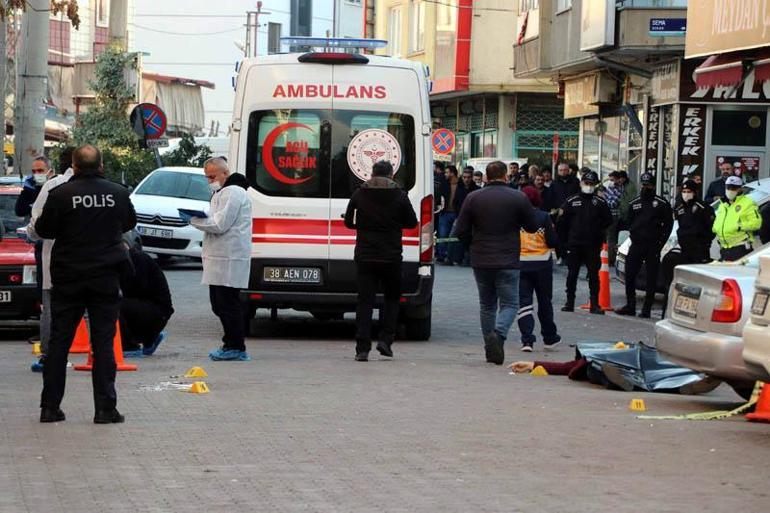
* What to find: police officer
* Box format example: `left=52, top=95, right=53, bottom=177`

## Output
left=713, top=175, right=762, bottom=261
left=615, top=173, right=673, bottom=318
left=34, top=145, right=136, bottom=424
left=660, top=179, right=715, bottom=315
left=559, top=169, right=613, bottom=314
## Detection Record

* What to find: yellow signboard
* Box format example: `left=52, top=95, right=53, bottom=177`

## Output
left=685, top=0, right=770, bottom=58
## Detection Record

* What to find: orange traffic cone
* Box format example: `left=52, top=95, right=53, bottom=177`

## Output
left=580, top=243, right=614, bottom=311
left=74, top=321, right=137, bottom=372
left=746, top=384, right=770, bottom=423
left=69, top=318, right=90, bottom=354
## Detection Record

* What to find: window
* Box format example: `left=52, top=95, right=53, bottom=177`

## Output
left=388, top=7, right=402, bottom=57
left=135, top=171, right=212, bottom=202
left=0, top=194, right=27, bottom=236
left=408, top=0, right=425, bottom=54
left=290, top=0, right=312, bottom=37
left=519, top=0, right=539, bottom=12
left=96, top=0, right=109, bottom=26
left=247, top=109, right=416, bottom=198
left=267, top=23, right=282, bottom=54
left=711, top=110, right=766, bottom=147
left=556, top=0, right=572, bottom=12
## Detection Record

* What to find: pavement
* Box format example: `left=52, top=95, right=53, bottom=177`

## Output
left=0, top=261, right=768, bottom=513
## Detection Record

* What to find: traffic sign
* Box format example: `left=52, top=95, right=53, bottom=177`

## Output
left=145, top=138, right=169, bottom=149
left=432, top=128, right=455, bottom=155
left=130, top=103, right=167, bottom=142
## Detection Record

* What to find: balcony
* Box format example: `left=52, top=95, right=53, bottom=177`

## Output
left=614, top=2, right=686, bottom=55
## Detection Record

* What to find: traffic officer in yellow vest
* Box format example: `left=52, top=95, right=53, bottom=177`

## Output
left=713, top=176, right=762, bottom=261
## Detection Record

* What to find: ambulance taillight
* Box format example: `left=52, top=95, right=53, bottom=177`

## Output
left=420, top=195, right=434, bottom=264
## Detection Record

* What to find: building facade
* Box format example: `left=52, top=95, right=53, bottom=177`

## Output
left=374, top=0, right=574, bottom=167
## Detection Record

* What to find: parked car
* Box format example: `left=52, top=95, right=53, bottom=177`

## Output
left=655, top=243, right=770, bottom=399
left=0, top=185, right=39, bottom=321
left=617, top=179, right=770, bottom=290
left=129, top=167, right=210, bottom=259
left=742, top=255, right=770, bottom=380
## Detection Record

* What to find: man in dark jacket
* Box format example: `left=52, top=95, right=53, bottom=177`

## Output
left=15, top=156, right=52, bottom=217
left=704, top=161, right=733, bottom=204
left=34, top=145, right=136, bottom=424
left=549, top=163, right=580, bottom=260
left=559, top=169, right=613, bottom=314
left=119, top=236, right=174, bottom=357
left=344, top=160, right=418, bottom=362
left=517, top=186, right=560, bottom=352
left=615, top=173, right=673, bottom=318
left=452, top=161, right=539, bottom=365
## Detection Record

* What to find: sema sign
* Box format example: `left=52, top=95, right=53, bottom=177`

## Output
left=685, top=0, right=770, bottom=58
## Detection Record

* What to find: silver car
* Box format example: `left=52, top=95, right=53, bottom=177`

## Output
left=655, top=243, right=770, bottom=399
left=616, top=179, right=770, bottom=290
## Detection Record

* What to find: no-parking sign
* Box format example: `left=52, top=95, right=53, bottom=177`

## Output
left=432, top=128, right=455, bottom=155
left=130, top=103, right=168, bottom=148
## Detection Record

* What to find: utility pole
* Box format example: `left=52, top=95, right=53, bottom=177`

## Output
left=14, top=0, right=48, bottom=176
left=245, top=2, right=271, bottom=58
left=109, top=0, right=129, bottom=49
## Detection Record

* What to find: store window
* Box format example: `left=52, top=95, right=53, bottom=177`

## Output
left=471, top=130, right=497, bottom=158
left=520, top=0, right=540, bottom=11
left=582, top=118, right=600, bottom=171
left=388, top=7, right=402, bottom=57
left=711, top=110, right=767, bottom=147
left=409, top=0, right=425, bottom=53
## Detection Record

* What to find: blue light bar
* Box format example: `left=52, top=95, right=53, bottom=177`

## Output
left=279, top=37, right=388, bottom=50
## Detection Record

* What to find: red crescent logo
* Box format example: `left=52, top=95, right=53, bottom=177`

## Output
left=261, top=122, right=315, bottom=185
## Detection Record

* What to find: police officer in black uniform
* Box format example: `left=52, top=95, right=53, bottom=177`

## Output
left=559, top=169, right=613, bottom=314
left=616, top=173, right=673, bottom=318
left=660, top=179, right=715, bottom=315
left=35, top=145, right=136, bottom=424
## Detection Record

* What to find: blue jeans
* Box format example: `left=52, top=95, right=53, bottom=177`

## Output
left=436, top=212, right=457, bottom=261
left=517, top=263, right=559, bottom=345
left=472, top=268, right=520, bottom=341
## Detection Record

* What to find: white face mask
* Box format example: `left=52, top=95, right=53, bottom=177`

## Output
left=681, top=192, right=694, bottom=202
left=33, top=173, right=48, bottom=185
left=209, top=181, right=222, bottom=193
left=725, top=189, right=739, bottom=201
left=581, top=185, right=595, bottom=194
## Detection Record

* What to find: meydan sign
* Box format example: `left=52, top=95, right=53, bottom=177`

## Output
left=685, top=0, right=770, bottom=58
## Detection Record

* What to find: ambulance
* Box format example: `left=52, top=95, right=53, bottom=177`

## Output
left=229, top=38, right=435, bottom=340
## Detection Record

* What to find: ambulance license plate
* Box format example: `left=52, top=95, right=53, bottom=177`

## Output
left=263, top=267, right=322, bottom=284
left=751, top=291, right=769, bottom=316
left=137, top=226, right=173, bottom=239
left=674, top=294, right=699, bottom=318
left=0, top=291, right=11, bottom=303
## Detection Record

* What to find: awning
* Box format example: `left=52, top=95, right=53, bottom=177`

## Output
left=693, top=54, right=744, bottom=89
left=755, top=56, right=770, bottom=84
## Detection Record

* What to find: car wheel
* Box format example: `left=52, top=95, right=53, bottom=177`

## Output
left=729, top=381, right=757, bottom=402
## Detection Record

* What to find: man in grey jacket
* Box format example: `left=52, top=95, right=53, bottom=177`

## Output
left=452, top=161, right=539, bottom=365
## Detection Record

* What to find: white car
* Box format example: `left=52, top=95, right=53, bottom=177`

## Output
left=742, top=255, right=770, bottom=380
left=130, top=167, right=210, bottom=259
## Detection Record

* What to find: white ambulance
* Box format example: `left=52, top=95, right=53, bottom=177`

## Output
left=229, top=38, right=435, bottom=340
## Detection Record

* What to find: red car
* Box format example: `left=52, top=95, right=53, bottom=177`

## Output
left=0, top=185, right=39, bottom=321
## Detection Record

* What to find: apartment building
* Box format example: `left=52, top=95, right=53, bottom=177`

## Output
left=375, top=0, right=575, bottom=166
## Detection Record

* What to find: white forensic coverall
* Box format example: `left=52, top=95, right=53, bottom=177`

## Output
left=190, top=184, right=253, bottom=288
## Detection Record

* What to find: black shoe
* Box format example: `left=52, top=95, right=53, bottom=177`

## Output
left=376, top=342, right=393, bottom=358
left=94, top=409, right=125, bottom=424
left=544, top=336, right=562, bottom=350
left=589, top=305, right=605, bottom=315
left=561, top=302, right=574, bottom=312
left=355, top=352, right=369, bottom=362
left=40, top=408, right=65, bottom=423
left=638, top=310, right=651, bottom=319
left=615, top=305, right=636, bottom=316
left=520, top=343, right=533, bottom=353
left=483, top=332, right=504, bottom=365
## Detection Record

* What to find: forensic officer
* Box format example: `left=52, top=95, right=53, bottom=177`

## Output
left=559, top=169, right=613, bottom=315
left=615, top=173, right=673, bottom=318
left=660, top=179, right=716, bottom=315
left=34, top=145, right=136, bottom=424
left=713, top=175, right=762, bottom=261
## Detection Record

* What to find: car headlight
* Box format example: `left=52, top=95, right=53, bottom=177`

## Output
left=23, top=265, right=37, bottom=285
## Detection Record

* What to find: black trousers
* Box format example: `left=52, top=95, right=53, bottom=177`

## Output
left=355, top=261, right=401, bottom=353
left=41, top=274, right=121, bottom=412
left=624, top=243, right=661, bottom=311
left=720, top=244, right=752, bottom=262
left=565, top=245, right=601, bottom=302
left=209, top=285, right=245, bottom=351
left=119, top=298, right=169, bottom=350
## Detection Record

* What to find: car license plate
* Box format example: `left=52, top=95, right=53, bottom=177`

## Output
left=751, top=291, right=769, bottom=316
left=263, top=267, right=322, bottom=284
left=0, top=291, right=11, bottom=303
left=137, top=226, right=173, bottom=239
left=674, top=294, right=699, bottom=318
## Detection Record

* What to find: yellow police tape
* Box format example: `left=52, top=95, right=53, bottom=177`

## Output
left=638, top=381, right=764, bottom=421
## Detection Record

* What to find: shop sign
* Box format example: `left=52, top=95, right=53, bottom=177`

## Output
left=685, top=0, right=770, bottom=59
left=644, top=107, right=661, bottom=174
left=564, top=75, right=600, bottom=119
left=680, top=59, right=770, bottom=104
left=677, top=105, right=707, bottom=183
left=649, top=18, right=687, bottom=37
left=651, top=61, right=680, bottom=106
left=580, top=0, right=615, bottom=51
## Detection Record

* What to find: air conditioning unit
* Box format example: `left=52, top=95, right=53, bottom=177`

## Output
left=594, top=73, right=619, bottom=104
